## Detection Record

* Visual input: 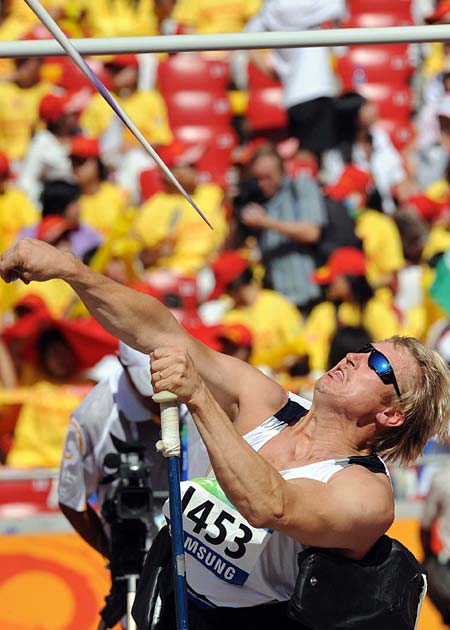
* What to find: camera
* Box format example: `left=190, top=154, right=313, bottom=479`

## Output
left=98, top=434, right=156, bottom=628
left=101, top=433, right=154, bottom=523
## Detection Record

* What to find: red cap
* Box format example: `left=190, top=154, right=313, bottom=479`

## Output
left=426, top=0, right=450, bottom=23
left=0, top=151, right=10, bottom=177
left=158, top=140, right=204, bottom=168
left=211, top=251, right=251, bottom=289
left=70, top=135, right=100, bottom=159
left=105, top=54, right=139, bottom=68
left=216, top=323, right=253, bottom=347
left=325, top=165, right=372, bottom=201
left=39, top=93, right=73, bottom=123
left=37, top=215, right=75, bottom=243
left=285, top=156, right=319, bottom=180
left=403, top=194, right=448, bottom=221
left=311, top=247, right=366, bottom=285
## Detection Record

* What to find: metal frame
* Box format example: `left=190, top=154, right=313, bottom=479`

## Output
left=0, top=24, right=450, bottom=58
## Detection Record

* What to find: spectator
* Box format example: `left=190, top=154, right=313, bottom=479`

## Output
left=245, top=0, right=346, bottom=160
left=69, top=135, right=129, bottom=238
left=0, top=151, right=38, bottom=252
left=212, top=250, right=305, bottom=371
left=323, top=92, right=409, bottom=213
left=133, top=141, right=228, bottom=276
left=420, top=456, right=450, bottom=627
left=239, top=144, right=327, bottom=314
left=17, top=179, right=103, bottom=260
left=0, top=53, right=51, bottom=163
left=303, top=247, right=409, bottom=372
left=325, top=164, right=406, bottom=289
left=18, top=91, right=86, bottom=203
left=80, top=54, right=172, bottom=201
left=416, top=95, right=450, bottom=188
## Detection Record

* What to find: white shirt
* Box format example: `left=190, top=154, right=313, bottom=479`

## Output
left=246, top=0, right=347, bottom=107
left=17, top=130, right=74, bottom=203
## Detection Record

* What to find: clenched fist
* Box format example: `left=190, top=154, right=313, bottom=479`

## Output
left=0, top=238, right=77, bottom=285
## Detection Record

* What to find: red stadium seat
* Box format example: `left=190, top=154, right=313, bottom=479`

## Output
left=342, top=12, right=414, bottom=28
left=157, top=54, right=230, bottom=94
left=164, top=91, right=233, bottom=128
left=337, top=46, right=414, bottom=90
left=139, top=167, right=166, bottom=201
left=247, top=60, right=282, bottom=90
left=356, top=83, right=413, bottom=121
left=376, top=119, right=415, bottom=151
left=247, top=88, right=288, bottom=131
left=173, top=125, right=238, bottom=187
left=348, top=0, right=412, bottom=19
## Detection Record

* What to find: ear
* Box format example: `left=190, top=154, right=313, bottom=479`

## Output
left=375, top=406, right=405, bottom=429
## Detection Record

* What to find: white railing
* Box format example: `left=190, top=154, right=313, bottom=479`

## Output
left=0, top=24, right=450, bottom=58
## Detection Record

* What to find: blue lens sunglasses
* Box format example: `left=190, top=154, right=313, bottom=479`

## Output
left=357, top=343, right=401, bottom=398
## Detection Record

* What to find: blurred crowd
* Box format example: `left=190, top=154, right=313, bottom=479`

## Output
left=0, top=0, right=450, bottom=487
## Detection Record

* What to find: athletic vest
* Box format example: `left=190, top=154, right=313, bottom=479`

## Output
left=163, top=392, right=388, bottom=608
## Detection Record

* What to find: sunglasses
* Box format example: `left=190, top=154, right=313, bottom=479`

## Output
left=357, top=343, right=401, bottom=398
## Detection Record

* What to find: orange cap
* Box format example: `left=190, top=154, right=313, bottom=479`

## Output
left=311, top=247, right=366, bottom=285
left=211, top=251, right=251, bottom=289
left=105, top=54, right=139, bottom=68
left=216, top=323, right=253, bottom=347
left=0, top=151, right=10, bottom=176
left=37, top=215, right=75, bottom=244
left=325, top=165, right=372, bottom=202
left=425, top=0, right=450, bottom=23
left=70, top=136, right=100, bottom=159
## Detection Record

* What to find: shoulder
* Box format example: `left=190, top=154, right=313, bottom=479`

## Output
left=72, top=374, right=118, bottom=424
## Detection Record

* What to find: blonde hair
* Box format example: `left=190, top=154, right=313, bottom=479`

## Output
left=373, top=336, right=450, bottom=466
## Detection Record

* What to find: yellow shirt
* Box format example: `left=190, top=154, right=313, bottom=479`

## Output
left=173, top=0, right=262, bottom=34
left=355, top=210, right=405, bottom=287
left=0, top=81, right=51, bottom=160
left=134, top=183, right=227, bottom=274
left=0, top=187, right=39, bottom=251
left=79, top=181, right=129, bottom=238
left=15, top=280, right=77, bottom=318
left=4, top=382, right=91, bottom=468
left=80, top=90, right=172, bottom=149
left=78, top=0, right=157, bottom=37
left=303, top=297, right=406, bottom=372
left=223, top=289, right=304, bottom=369
left=423, top=225, right=450, bottom=261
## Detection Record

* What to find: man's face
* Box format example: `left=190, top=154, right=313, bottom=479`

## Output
left=250, top=155, right=284, bottom=200
left=315, top=341, right=412, bottom=419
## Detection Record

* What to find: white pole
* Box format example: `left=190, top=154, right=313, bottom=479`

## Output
left=1, top=24, right=450, bottom=58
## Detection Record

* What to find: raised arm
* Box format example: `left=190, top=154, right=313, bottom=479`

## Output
left=0, top=239, right=286, bottom=425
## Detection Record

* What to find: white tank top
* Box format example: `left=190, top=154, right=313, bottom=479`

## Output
left=164, top=392, right=387, bottom=609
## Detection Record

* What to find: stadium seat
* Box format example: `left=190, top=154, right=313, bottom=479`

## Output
left=356, top=83, right=413, bottom=121
left=164, top=91, right=233, bottom=128
left=337, top=46, right=414, bottom=90
left=157, top=54, right=230, bottom=94
left=348, top=0, right=412, bottom=19
left=139, top=167, right=166, bottom=201
left=342, top=12, right=414, bottom=28
left=173, top=125, right=238, bottom=187
left=247, top=88, right=288, bottom=132
left=247, top=60, right=282, bottom=90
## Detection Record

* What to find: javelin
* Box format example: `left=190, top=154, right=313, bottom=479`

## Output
left=24, top=0, right=213, bottom=230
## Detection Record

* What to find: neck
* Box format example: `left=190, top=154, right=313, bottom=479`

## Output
left=291, top=405, right=374, bottom=463
left=82, top=180, right=101, bottom=195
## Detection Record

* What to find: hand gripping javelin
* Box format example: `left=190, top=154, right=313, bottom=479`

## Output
left=24, top=0, right=213, bottom=230
left=153, top=390, right=189, bottom=630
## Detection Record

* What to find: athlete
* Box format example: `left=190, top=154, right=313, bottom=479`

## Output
left=1, top=238, right=449, bottom=629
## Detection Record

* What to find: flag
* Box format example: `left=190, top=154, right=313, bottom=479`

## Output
left=430, top=249, right=450, bottom=316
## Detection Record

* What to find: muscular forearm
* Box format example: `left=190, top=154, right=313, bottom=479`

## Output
left=187, top=381, right=286, bottom=528
left=264, top=217, right=321, bottom=244
left=63, top=256, right=181, bottom=353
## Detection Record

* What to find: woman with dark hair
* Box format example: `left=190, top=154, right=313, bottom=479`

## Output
left=69, top=135, right=129, bottom=239
left=323, top=91, right=408, bottom=213
left=302, top=247, right=411, bottom=372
